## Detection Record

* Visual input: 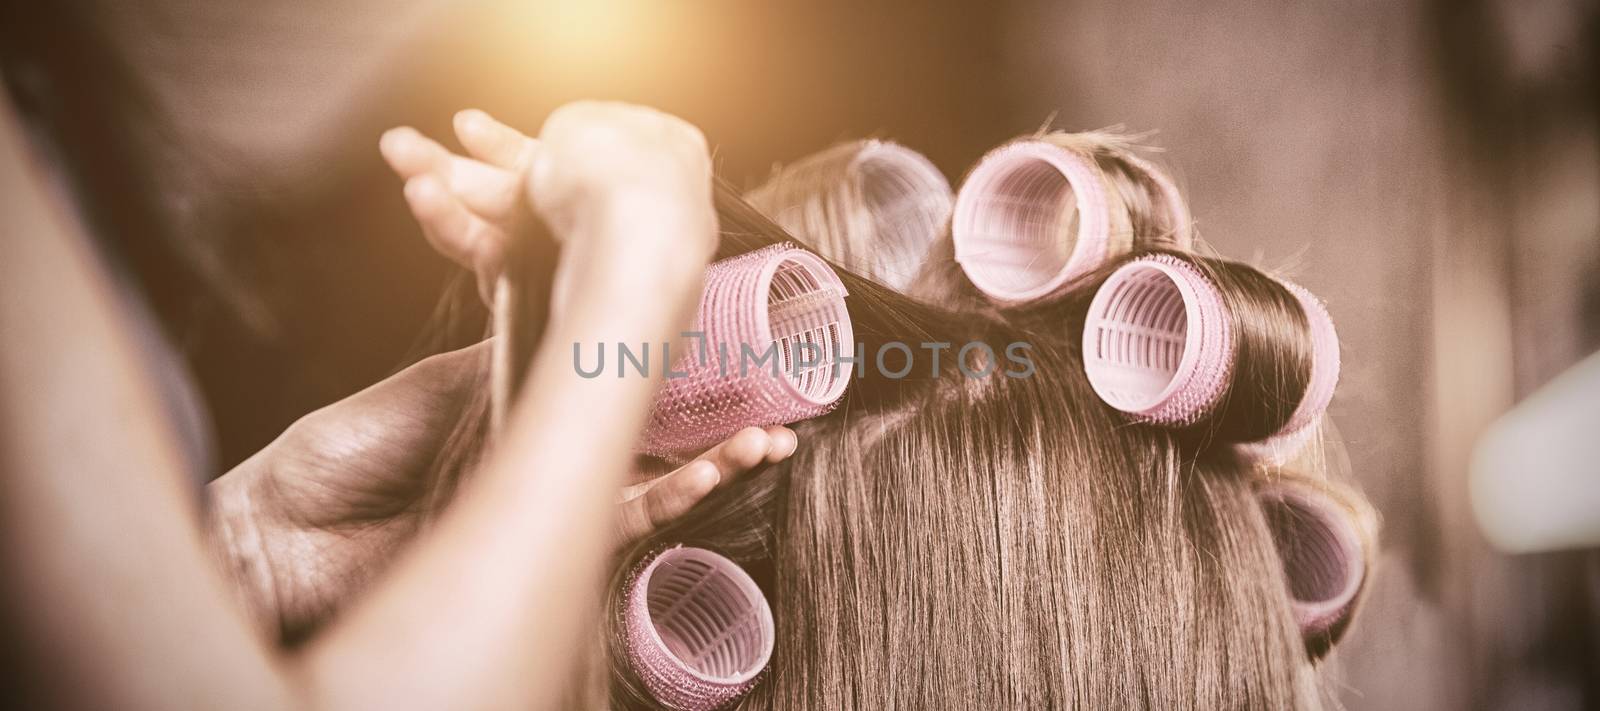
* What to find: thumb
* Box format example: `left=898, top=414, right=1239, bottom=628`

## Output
left=285, top=340, right=493, bottom=467
left=339, top=340, right=492, bottom=421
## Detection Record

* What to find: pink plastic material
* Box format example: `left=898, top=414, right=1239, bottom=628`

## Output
left=851, top=140, right=954, bottom=291
left=641, top=244, right=854, bottom=456
left=1259, top=484, right=1365, bottom=642
left=952, top=140, right=1112, bottom=302
left=1082, top=255, right=1235, bottom=426
left=1083, top=258, right=1342, bottom=444
left=623, top=546, right=775, bottom=711
left=1276, top=280, right=1340, bottom=436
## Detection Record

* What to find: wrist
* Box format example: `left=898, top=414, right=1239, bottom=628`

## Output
left=555, top=190, right=715, bottom=312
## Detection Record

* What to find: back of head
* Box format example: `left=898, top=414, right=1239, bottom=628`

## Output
left=604, top=135, right=1376, bottom=710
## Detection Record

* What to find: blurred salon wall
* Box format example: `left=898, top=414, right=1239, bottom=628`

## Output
left=8, top=1, right=1597, bottom=708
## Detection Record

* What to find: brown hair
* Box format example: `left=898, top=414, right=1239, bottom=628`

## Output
left=1041, top=130, right=1194, bottom=251
left=598, top=145, right=1377, bottom=709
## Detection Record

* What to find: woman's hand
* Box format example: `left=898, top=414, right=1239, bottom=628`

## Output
left=615, top=426, right=796, bottom=545
left=379, top=105, right=716, bottom=302
left=207, top=343, right=795, bottom=642
left=304, top=102, right=727, bottom=709
left=526, top=102, right=716, bottom=264
left=6, top=88, right=757, bottom=710
left=207, top=106, right=783, bottom=644
left=379, top=109, right=536, bottom=302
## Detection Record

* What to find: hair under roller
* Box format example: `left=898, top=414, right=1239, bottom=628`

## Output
left=1270, top=280, right=1340, bottom=435
left=1235, top=280, right=1342, bottom=463
left=640, top=244, right=853, bottom=456
left=1236, top=420, right=1321, bottom=467
left=1257, top=482, right=1368, bottom=658
left=1110, top=148, right=1194, bottom=248
left=1082, top=253, right=1340, bottom=450
left=623, top=546, right=775, bottom=711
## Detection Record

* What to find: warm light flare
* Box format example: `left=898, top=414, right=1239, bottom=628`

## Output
left=482, top=0, right=708, bottom=94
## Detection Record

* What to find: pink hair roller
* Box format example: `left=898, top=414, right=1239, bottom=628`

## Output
left=641, top=244, right=853, bottom=456
left=1235, top=419, right=1322, bottom=466
left=1082, top=254, right=1236, bottom=426
left=1082, top=257, right=1341, bottom=447
left=1275, top=280, right=1340, bottom=436
left=952, top=140, right=1113, bottom=302
left=623, top=546, right=776, bottom=711
left=1258, top=483, right=1367, bottom=656
left=850, top=140, right=955, bottom=291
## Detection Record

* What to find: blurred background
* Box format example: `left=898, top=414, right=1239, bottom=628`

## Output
left=2, top=1, right=1597, bottom=707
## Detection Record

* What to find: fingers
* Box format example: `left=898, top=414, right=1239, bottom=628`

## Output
left=403, top=174, right=506, bottom=276
left=381, top=126, right=525, bottom=222
left=615, top=426, right=798, bottom=544
left=615, top=461, right=721, bottom=545
left=703, top=426, right=798, bottom=472
left=454, top=109, right=538, bottom=170
left=287, top=340, right=492, bottom=457
left=380, top=126, right=451, bottom=177
left=527, top=101, right=717, bottom=264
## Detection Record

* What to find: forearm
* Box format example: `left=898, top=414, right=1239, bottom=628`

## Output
left=3, top=90, right=714, bottom=708
left=0, top=95, right=297, bottom=710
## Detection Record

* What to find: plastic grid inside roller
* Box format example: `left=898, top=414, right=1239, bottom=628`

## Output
left=1260, top=488, right=1364, bottom=636
left=649, top=556, right=769, bottom=679
left=1082, top=256, right=1234, bottom=425
left=953, top=141, right=1110, bottom=302
left=641, top=245, right=853, bottom=456
left=852, top=143, right=953, bottom=291
left=768, top=257, right=845, bottom=404
left=624, top=547, right=775, bottom=711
